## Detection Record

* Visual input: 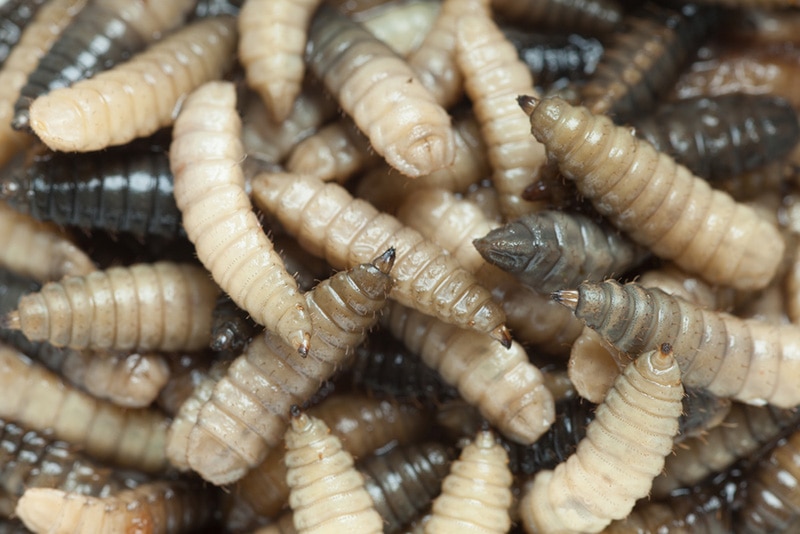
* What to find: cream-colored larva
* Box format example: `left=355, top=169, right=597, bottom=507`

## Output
left=2, top=262, right=219, bottom=352
left=238, top=0, right=322, bottom=122
left=424, top=430, right=512, bottom=534
left=284, top=410, right=384, bottom=534
left=251, top=172, right=511, bottom=346
left=28, top=15, right=237, bottom=153
left=171, top=81, right=311, bottom=353
left=15, top=481, right=215, bottom=534
left=306, top=4, right=455, bottom=178
left=519, top=345, right=684, bottom=533
left=520, top=95, right=786, bottom=291
left=0, top=343, right=168, bottom=472
left=456, top=14, right=548, bottom=219
left=360, top=0, right=440, bottom=57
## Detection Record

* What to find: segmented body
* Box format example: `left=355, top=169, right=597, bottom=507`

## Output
left=491, top=0, right=622, bottom=36
left=0, top=0, right=48, bottom=70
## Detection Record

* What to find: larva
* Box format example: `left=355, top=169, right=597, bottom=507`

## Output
left=556, top=279, right=800, bottom=407
left=3, top=262, right=219, bottom=352
left=0, top=343, right=168, bottom=472
left=186, top=250, right=395, bottom=484
left=306, top=4, right=455, bottom=178
left=210, top=295, right=257, bottom=353
left=456, top=13, right=547, bottom=220
left=12, top=0, right=196, bottom=131
left=238, top=0, right=322, bottom=122
left=191, top=0, right=243, bottom=18
left=284, top=409, right=384, bottom=533
left=171, top=81, right=311, bottom=354
left=675, top=388, right=731, bottom=443
left=474, top=210, right=649, bottom=294
left=519, top=345, right=684, bottom=533
left=520, top=95, right=785, bottom=290
left=15, top=480, right=215, bottom=534
left=251, top=172, right=510, bottom=345
left=384, top=300, right=555, bottom=444
left=491, top=0, right=622, bottom=36
left=425, top=430, right=513, bottom=534
left=272, top=232, right=336, bottom=293
left=360, top=0, right=441, bottom=58
left=28, top=15, right=237, bottom=153
left=0, top=0, right=48, bottom=70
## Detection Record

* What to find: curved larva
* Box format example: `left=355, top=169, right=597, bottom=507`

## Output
left=519, top=345, right=683, bottom=533
left=285, top=411, right=383, bottom=534
left=28, top=15, right=237, bottom=153
left=424, top=430, right=513, bottom=534
left=306, top=4, right=455, bottom=178
left=15, top=481, right=215, bottom=534
left=384, top=300, right=554, bottom=444
left=456, top=14, right=547, bottom=220
left=171, top=81, right=311, bottom=354
left=360, top=0, right=440, bottom=57
left=0, top=201, right=95, bottom=282
left=556, top=280, right=800, bottom=407
left=520, top=95, right=785, bottom=290
left=3, top=262, right=219, bottom=352
left=238, top=0, right=321, bottom=122
left=0, top=343, right=168, bottom=472
left=251, top=172, right=510, bottom=345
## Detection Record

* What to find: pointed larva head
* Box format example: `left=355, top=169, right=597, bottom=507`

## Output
left=636, top=343, right=682, bottom=387
left=518, top=95, right=567, bottom=145
left=372, top=247, right=397, bottom=276
left=473, top=223, right=539, bottom=275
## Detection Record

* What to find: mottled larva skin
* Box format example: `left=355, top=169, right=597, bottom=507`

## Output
left=29, top=16, right=237, bottom=152
left=4, top=262, right=219, bottom=352
left=238, top=0, right=321, bottom=122
left=519, top=346, right=683, bottom=533
left=424, top=430, right=512, bottom=534
left=521, top=95, right=785, bottom=290
left=171, top=81, right=311, bottom=353
left=252, top=172, right=510, bottom=345
left=306, top=5, right=455, bottom=178
left=15, top=481, right=215, bottom=534
left=285, top=411, right=384, bottom=534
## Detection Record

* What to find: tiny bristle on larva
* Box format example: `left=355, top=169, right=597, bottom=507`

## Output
left=552, top=290, right=579, bottom=309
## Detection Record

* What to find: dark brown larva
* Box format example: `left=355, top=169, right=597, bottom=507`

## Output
left=492, top=0, right=623, bottom=37
left=209, top=295, right=257, bottom=353
left=675, top=387, right=731, bottom=444
left=0, top=0, right=48, bottom=71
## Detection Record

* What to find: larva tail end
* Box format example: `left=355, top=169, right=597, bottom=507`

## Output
left=651, top=343, right=675, bottom=371
left=373, top=247, right=397, bottom=275
left=517, top=95, right=540, bottom=116
left=491, top=325, right=513, bottom=349
left=1, top=311, right=21, bottom=330
left=296, top=333, right=311, bottom=357
left=552, top=290, right=579, bottom=310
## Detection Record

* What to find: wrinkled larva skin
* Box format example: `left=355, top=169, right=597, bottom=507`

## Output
left=171, top=81, right=311, bottom=354
left=519, top=346, right=683, bottom=533
left=5, top=262, right=219, bottom=352
left=15, top=480, right=216, bottom=534
left=29, top=16, right=237, bottom=152
left=492, top=0, right=622, bottom=37
left=0, top=0, right=48, bottom=70
left=522, top=96, right=785, bottom=290
left=359, top=0, right=440, bottom=58
left=306, top=4, right=455, bottom=178
left=284, top=412, right=384, bottom=534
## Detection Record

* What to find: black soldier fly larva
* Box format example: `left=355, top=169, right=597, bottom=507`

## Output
left=491, top=0, right=622, bottom=37
left=0, top=0, right=48, bottom=71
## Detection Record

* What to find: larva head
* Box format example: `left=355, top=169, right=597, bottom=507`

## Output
left=473, top=222, right=547, bottom=275
left=372, top=248, right=396, bottom=277
left=517, top=95, right=571, bottom=147
left=635, top=343, right=682, bottom=387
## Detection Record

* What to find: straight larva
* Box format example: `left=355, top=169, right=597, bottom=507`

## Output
left=520, top=95, right=785, bottom=290
left=28, top=15, right=238, bottom=152
left=171, top=81, right=311, bottom=353
left=503, top=31, right=603, bottom=89
left=492, top=0, right=622, bottom=36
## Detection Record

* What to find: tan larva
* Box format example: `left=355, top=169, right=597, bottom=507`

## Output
left=424, top=430, right=512, bottom=534
left=0, top=0, right=86, bottom=167
left=520, top=95, right=786, bottom=290
left=238, top=0, right=322, bottom=123
left=251, top=172, right=510, bottom=345
left=171, top=81, right=311, bottom=353
left=0, top=201, right=95, bottom=282
left=360, top=0, right=440, bottom=57
left=28, top=15, right=237, bottom=153
left=284, top=410, right=384, bottom=534
left=3, top=262, right=219, bottom=352
left=306, top=4, right=455, bottom=178
left=16, top=480, right=215, bottom=534
left=519, top=345, right=683, bottom=533
left=456, top=14, right=548, bottom=219
left=0, top=343, right=168, bottom=472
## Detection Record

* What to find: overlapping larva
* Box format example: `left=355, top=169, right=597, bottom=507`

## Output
left=0, top=0, right=48, bottom=70
left=360, top=0, right=440, bottom=57
left=185, top=250, right=395, bottom=484
left=28, top=15, right=237, bottom=153
left=306, top=4, right=455, bottom=178
left=12, top=0, right=196, bottom=131
left=238, top=0, right=321, bottom=122
left=519, top=345, right=684, bottom=533
left=251, top=172, right=510, bottom=345
left=520, top=95, right=786, bottom=290
left=492, top=0, right=622, bottom=36
left=210, top=295, right=256, bottom=353
left=456, top=13, right=547, bottom=220
left=15, top=480, right=215, bottom=534
left=384, top=300, right=555, bottom=444
left=284, top=410, right=384, bottom=533
left=3, top=262, right=219, bottom=352
left=425, top=430, right=512, bottom=534
left=0, top=343, right=168, bottom=472
left=171, top=81, right=311, bottom=353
